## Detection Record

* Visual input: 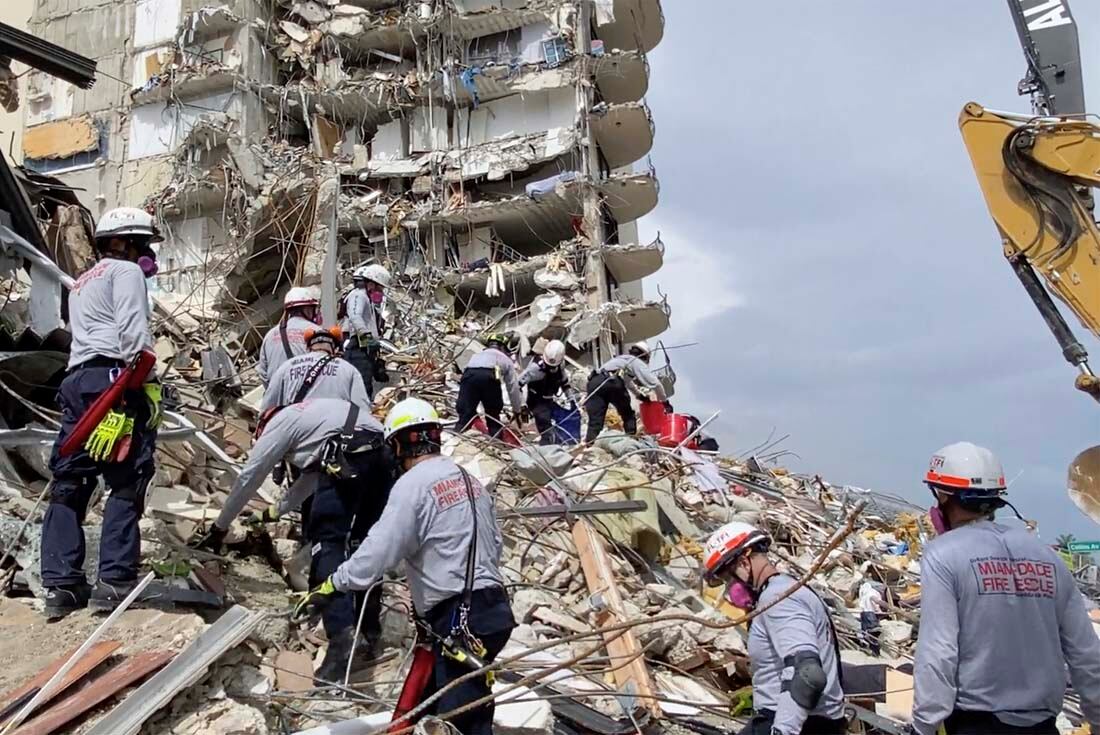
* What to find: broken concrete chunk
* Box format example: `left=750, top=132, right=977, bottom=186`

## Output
left=508, top=445, right=574, bottom=485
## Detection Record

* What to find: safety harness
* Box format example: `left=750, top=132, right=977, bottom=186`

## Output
left=439, top=467, right=493, bottom=683
left=320, top=403, right=384, bottom=480
left=292, top=354, right=337, bottom=404
left=279, top=322, right=294, bottom=359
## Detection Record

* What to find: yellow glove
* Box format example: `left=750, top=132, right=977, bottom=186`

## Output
left=1075, top=373, right=1100, bottom=397
left=292, top=576, right=338, bottom=621
left=143, top=383, right=163, bottom=428
left=85, top=410, right=134, bottom=462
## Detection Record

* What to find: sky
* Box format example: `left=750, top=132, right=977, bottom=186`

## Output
left=636, top=1, right=1100, bottom=540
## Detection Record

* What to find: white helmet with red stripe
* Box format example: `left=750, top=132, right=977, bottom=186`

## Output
left=284, top=286, right=319, bottom=310
left=925, top=441, right=1005, bottom=494
left=702, top=521, right=770, bottom=584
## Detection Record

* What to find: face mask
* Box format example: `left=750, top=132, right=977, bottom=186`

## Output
left=369, top=290, right=384, bottom=305
left=724, top=579, right=756, bottom=610
left=137, top=255, right=158, bottom=278
left=929, top=504, right=949, bottom=535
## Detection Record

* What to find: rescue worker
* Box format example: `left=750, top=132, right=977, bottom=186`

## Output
left=702, top=522, right=846, bottom=734
left=192, top=398, right=396, bottom=682
left=518, top=339, right=570, bottom=445
left=910, top=442, right=1100, bottom=735
left=260, top=326, right=371, bottom=412
left=295, top=398, right=515, bottom=735
left=583, top=341, right=666, bottom=443
left=42, top=207, right=164, bottom=620
left=257, top=287, right=321, bottom=387
left=342, top=264, right=391, bottom=398
left=455, top=333, right=525, bottom=439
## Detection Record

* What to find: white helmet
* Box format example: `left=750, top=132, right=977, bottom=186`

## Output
left=384, top=397, right=441, bottom=440
left=628, top=340, right=651, bottom=359
left=284, top=286, right=319, bottom=310
left=543, top=339, right=566, bottom=367
left=354, top=264, right=392, bottom=288
left=702, top=521, right=770, bottom=584
left=95, top=207, right=163, bottom=243
left=925, top=441, right=1006, bottom=494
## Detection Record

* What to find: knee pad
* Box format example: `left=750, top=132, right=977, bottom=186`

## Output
left=782, top=651, right=828, bottom=710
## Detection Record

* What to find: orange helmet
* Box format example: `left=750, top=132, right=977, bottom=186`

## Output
left=304, top=325, right=343, bottom=350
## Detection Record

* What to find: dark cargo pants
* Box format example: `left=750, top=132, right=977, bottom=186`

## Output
left=43, top=362, right=157, bottom=588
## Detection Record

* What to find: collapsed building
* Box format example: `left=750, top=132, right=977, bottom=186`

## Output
left=2, top=2, right=1100, bottom=735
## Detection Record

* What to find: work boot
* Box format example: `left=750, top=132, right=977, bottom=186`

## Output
left=89, top=579, right=161, bottom=613
left=43, top=582, right=91, bottom=621
left=314, top=629, right=357, bottom=687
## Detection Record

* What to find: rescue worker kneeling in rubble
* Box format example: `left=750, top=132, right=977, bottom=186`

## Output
left=703, top=522, right=846, bottom=735
left=42, top=207, right=164, bottom=620
left=258, top=287, right=322, bottom=387
left=191, top=398, right=396, bottom=682
left=455, top=332, right=526, bottom=439
left=584, top=341, right=667, bottom=443
left=296, top=398, right=515, bottom=735
left=909, top=442, right=1100, bottom=735
left=260, top=326, right=371, bottom=412
left=517, top=339, right=570, bottom=445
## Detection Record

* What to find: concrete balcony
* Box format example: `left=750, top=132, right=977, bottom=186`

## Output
left=594, top=50, right=649, bottom=104
left=607, top=299, right=670, bottom=342
left=601, top=236, right=664, bottom=284
left=259, top=78, right=411, bottom=129
left=590, top=101, right=654, bottom=169
left=595, top=0, right=665, bottom=53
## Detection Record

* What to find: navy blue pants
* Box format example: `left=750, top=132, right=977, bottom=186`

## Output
left=527, top=395, right=556, bottom=446
left=43, top=363, right=157, bottom=588
left=344, top=343, right=375, bottom=399
left=455, top=368, right=504, bottom=438
left=423, top=587, right=516, bottom=735
left=307, top=469, right=391, bottom=637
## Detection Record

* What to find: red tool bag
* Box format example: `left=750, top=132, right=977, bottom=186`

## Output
left=389, top=645, right=437, bottom=732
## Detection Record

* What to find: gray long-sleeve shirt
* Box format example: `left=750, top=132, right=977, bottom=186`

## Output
left=598, top=354, right=666, bottom=401
left=912, top=520, right=1100, bottom=734
left=747, top=574, right=845, bottom=734
left=333, top=454, right=506, bottom=615
left=343, top=288, right=380, bottom=340
left=257, top=316, right=315, bottom=386
left=215, top=398, right=383, bottom=529
left=466, top=348, right=524, bottom=410
left=260, top=352, right=371, bottom=413
left=67, top=258, right=153, bottom=369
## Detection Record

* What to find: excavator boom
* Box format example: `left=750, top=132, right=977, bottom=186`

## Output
left=958, top=103, right=1100, bottom=378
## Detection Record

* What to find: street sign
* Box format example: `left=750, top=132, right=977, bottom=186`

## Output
left=1067, top=541, right=1100, bottom=553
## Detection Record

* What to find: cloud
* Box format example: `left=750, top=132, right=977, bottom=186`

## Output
left=634, top=0, right=1100, bottom=538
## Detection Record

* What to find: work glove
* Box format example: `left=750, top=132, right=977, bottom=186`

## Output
left=292, top=576, right=338, bottom=621
left=85, top=410, right=134, bottom=462
left=357, top=334, right=374, bottom=349
left=189, top=523, right=228, bottom=553
left=662, top=400, right=674, bottom=413
left=143, top=383, right=163, bottom=429
left=247, top=504, right=280, bottom=527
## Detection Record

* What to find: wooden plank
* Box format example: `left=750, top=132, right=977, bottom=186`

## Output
left=571, top=519, right=661, bottom=718
left=0, top=642, right=121, bottom=721
left=12, top=652, right=172, bottom=735
left=884, top=668, right=914, bottom=721
left=274, top=651, right=313, bottom=694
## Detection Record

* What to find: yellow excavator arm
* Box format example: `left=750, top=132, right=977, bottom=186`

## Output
left=959, top=102, right=1100, bottom=398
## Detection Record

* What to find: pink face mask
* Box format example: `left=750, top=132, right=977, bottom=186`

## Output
left=724, top=579, right=756, bottom=610
left=369, top=290, right=384, bottom=304
left=929, top=504, right=949, bottom=535
left=137, top=255, right=158, bottom=278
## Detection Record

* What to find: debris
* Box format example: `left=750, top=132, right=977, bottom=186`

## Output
left=84, top=605, right=265, bottom=735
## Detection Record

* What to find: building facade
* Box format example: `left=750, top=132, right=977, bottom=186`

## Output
left=21, top=0, right=668, bottom=364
